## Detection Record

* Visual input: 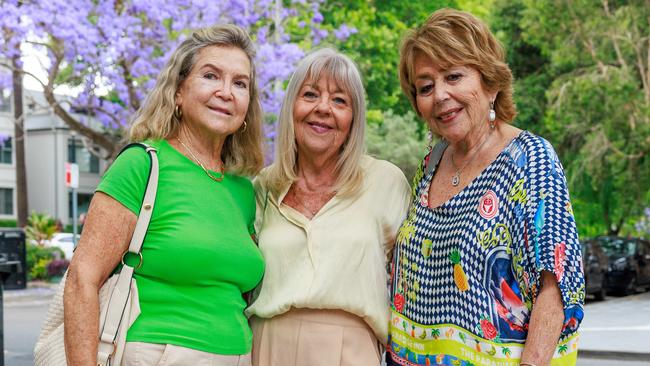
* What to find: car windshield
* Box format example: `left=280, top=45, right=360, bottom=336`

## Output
left=597, top=238, right=635, bottom=256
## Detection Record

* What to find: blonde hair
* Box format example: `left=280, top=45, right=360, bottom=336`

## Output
left=266, top=48, right=366, bottom=197
left=129, top=24, right=263, bottom=175
left=399, top=8, right=516, bottom=124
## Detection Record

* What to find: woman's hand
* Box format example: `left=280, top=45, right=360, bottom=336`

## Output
left=63, top=192, right=137, bottom=365
left=520, top=270, right=564, bottom=366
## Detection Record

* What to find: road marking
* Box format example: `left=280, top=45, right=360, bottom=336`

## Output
left=4, top=299, right=53, bottom=308
left=581, top=324, right=650, bottom=331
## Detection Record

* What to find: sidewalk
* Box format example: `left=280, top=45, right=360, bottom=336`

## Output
left=579, top=291, right=650, bottom=360
left=3, top=281, right=57, bottom=307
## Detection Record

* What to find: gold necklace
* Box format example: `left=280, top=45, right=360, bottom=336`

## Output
left=176, top=137, right=224, bottom=182
left=449, top=132, right=492, bottom=186
left=294, top=195, right=319, bottom=217
left=290, top=182, right=337, bottom=218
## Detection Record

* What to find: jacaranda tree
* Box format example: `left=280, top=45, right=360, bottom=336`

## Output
left=0, top=0, right=351, bottom=159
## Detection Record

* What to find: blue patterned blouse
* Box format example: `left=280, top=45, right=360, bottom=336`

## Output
left=387, top=131, right=585, bottom=366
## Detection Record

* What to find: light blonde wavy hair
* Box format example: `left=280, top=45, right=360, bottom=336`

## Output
left=399, top=8, right=517, bottom=125
left=129, top=24, right=263, bottom=175
left=265, top=48, right=366, bottom=198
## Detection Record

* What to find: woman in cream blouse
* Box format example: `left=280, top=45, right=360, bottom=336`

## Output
left=246, top=48, right=411, bottom=366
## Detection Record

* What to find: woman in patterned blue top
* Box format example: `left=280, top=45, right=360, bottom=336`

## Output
left=386, top=9, right=585, bottom=366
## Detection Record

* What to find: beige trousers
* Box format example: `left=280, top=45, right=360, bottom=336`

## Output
left=122, top=342, right=252, bottom=366
left=251, top=308, right=382, bottom=366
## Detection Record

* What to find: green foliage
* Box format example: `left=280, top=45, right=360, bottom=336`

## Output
left=366, top=110, right=428, bottom=180
left=31, top=258, right=49, bottom=281
left=491, top=0, right=551, bottom=131
left=26, top=242, right=65, bottom=281
left=0, top=219, right=17, bottom=227
left=494, top=0, right=650, bottom=234
left=630, top=207, right=650, bottom=238
left=54, top=62, right=84, bottom=86
left=320, top=0, right=456, bottom=115
left=456, top=0, right=494, bottom=20
left=512, top=72, right=553, bottom=132
left=64, top=224, right=77, bottom=233
left=24, top=212, right=58, bottom=246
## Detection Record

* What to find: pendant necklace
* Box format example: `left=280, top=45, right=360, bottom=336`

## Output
left=176, top=137, right=225, bottom=182
left=449, top=133, right=492, bottom=187
left=291, top=178, right=337, bottom=218
left=294, top=195, right=320, bottom=217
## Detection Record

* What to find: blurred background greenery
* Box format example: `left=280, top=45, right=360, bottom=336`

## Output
left=317, top=0, right=649, bottom=238
left=3, top=0, right=648, bottom=239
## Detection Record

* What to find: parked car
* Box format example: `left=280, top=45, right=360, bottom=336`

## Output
left=581, top=239, right=609, bottom=300
left=595, top=236, right=650, bottom=295
left=44, top=233, right=79, bottom=260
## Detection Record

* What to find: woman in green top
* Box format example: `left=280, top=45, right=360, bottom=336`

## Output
left=64, top=24, right=265, bottom=365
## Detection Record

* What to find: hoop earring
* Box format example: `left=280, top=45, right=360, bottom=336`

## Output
left=174, top=105, right=183, bottom=120
left=489, top=101, right=496, bottom=129
left=241, top=120, right=247, bottom=133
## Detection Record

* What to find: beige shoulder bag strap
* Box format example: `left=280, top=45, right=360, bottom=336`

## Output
left=96, top=142, right=159, bottom=366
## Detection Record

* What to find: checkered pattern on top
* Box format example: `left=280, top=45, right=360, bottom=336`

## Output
left=388, top=131, right=585, bottom=365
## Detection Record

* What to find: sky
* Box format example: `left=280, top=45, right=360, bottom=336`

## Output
left=21, top=43, right=81, bottom=95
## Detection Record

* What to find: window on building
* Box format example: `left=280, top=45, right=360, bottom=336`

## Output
left=0, top=188, right=13, bottom=215
left=0, top=137, right=12, bottom=164
left=0, top=91, right=10, bottom=112
left=68, top=192, right=93, bottom=220
left=67, top=138, right=99, bottom=173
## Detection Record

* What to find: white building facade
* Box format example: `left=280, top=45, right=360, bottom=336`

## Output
left=0, top=91, right=108, bottom=225
left=0, top=93, right=17, bottom=222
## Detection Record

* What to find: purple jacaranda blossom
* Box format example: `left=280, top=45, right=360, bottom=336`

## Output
left=333, top=24, right=357, bottom=41
left=0, top=133, right=10, bottom=147
left=257, top=27, right=268, bottom=44
left=256, top=42, right=304, bottom=116
left=311, top=28, right=328, bottom=45
left=312, top=11, right=324, bottom=24
left=0, top=72, right=11, bottom=111
left=0, top=0, right=343, bottom=159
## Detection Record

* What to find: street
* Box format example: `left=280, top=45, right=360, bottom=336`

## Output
left=3, top=289, right=650, bottom=366
left=4, top=295, right=50, bottom=366
left=580, top=291, right=650, bottom=356
left=578, top=360, right=650, bottom=366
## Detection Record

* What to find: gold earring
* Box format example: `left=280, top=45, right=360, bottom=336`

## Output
left=174, top=105, right=183, bottom=120
left=241, top=120, right=247, bottom=132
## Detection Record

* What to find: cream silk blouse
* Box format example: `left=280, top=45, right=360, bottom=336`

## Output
left=246, top=155, right=411, bottom=344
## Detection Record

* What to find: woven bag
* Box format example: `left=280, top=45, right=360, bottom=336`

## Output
left=33, top=270, right=141, bottom=365
left=33, top=143, right=158, bottom=366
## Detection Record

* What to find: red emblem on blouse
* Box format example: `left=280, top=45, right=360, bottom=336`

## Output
left=478, top=190, right=499, bottom=219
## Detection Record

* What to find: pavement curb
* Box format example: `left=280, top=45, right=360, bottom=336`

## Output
left=580, top=349, right=650, bottom=361
left=2, top=282, right=58, bottom=307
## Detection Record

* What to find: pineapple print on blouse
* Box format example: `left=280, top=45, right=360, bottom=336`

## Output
left=449, top=249, right=469, bottom=292
left=387, top=131, right=585, bottom=366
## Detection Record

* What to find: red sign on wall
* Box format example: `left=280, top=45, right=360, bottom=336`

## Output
left=65, top=163, right=79, bottom=189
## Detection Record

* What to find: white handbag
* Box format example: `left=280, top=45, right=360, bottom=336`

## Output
left=34, top=143, right=159, bottom=366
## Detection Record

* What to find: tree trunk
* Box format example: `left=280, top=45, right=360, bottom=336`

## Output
left=43, top=52, right=119, bottom=160
left=12, top=55, right=28, bottom=227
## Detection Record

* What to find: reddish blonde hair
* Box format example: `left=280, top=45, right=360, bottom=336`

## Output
left=399, top=8, right=516, bottom=123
